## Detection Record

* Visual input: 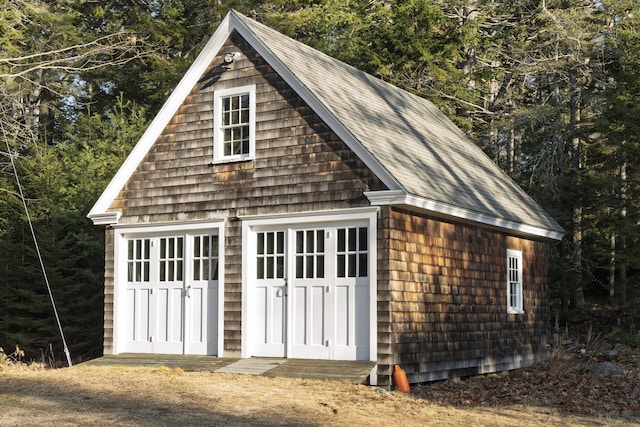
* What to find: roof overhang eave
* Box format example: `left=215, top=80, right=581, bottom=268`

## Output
left=88, top=211, right=121, bottom=226
left=365, top=190, right=564, bottom=241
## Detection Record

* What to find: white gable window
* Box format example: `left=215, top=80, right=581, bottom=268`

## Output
left=213, top=85, right=256, bottom=163
left=507, top=249, right=523, bottom=314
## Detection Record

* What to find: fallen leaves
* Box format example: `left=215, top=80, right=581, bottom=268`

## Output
left=413, top=344, right=640, bottom=421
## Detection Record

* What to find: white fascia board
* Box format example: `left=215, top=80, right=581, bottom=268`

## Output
left=87, top=15, right=235, bottom=223
left=237, top=206, right=379, bottom=227
left=230, top=12, right=404, bottom=193
left=111, top=218, right=226, bottom=234
left=365, top=190, right=564, bottom=241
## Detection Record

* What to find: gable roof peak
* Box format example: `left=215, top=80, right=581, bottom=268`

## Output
left=89, top=10, right=563, bottom=240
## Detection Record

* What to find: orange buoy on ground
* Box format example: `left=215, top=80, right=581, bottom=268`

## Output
left=393, top=364, right=410, bottom=393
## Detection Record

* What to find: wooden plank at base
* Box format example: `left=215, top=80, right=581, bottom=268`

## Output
left=81, top=355, right=376, bottom=384
left=81, top=354, right=237, bottom=372
left=261, top=359, right=375, bottom=384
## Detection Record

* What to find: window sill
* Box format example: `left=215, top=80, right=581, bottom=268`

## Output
left=210, top=156, right=254, bottom=166
left=507, top=309, right=525, bottom=315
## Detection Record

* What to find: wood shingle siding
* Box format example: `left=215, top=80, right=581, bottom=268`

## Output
left=376, top=207, right=550, bottom=386
left=111, top=33, right=383, bottom=223
left=104, top=33, right=385, bottom=357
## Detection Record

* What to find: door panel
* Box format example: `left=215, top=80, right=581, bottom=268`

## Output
left=123, top=239, right=153, bottom=353
left=252, top=231, right=286, bottom=357
left=252, top=282, right=286, bottom=356
left=290, top=228, right=328, bottom=359
left=186, top=234, right=219, bottom=355
left=131, top=288, right=151, bottom=345
left=152, top=237, right=184, bottom=354
left=334, top=285, right=350, bottom=347
left=291, top=283, right=328, bottom=358
left=188, top=287, right=203, bottom=342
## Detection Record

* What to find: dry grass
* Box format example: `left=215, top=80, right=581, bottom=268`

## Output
left=0, top=363, right=634, bottom=426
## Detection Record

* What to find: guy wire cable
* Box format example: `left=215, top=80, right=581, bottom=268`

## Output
left=0, top=118, right=72, bottom=367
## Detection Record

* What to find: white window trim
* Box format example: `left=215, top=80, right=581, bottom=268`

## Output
left=507, top=249, right=524, bottom=314
left=213, top=84, right=256, bottom=163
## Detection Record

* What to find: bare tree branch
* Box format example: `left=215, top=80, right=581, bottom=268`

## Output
left=0, top=32, right=156, bottom=79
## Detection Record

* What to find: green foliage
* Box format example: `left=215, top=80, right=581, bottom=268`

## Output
left=59, top=94, right=148, bottom=212
left=0, top=0, right=148, bottom=362
left=0, top=91, right=145, bottom=360
left=0, top=209, right=106, bottom=360
left=72, top=0, right=231, bottom=117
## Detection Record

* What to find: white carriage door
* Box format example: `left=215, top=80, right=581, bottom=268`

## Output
left=252, top=231, right=286, bottom=357
left=186, top=234, right=219, bottom=355
left=152, top=236, right=185, bottom=354
left=250, top=224, right=370, bottom=360
left=124, top=238, right=153, bottom=353
left=289, top=229, right=330, bottom=359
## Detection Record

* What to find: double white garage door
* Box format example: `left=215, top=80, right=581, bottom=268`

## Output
left=120, top=232, right=220, bottom=355
left=248, top=224, right=371, bottom=360
left=117, top=213, right=374, bottom=361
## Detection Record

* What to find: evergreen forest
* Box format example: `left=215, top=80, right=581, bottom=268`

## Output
left=1, top=0, right=639, bottom=362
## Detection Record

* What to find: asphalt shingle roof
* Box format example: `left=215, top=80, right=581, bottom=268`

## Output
left=233, top=11, right=563, bottom=237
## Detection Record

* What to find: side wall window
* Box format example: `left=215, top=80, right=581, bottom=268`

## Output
left=507, top=249, right=523, bottom=314
left=213, top=85, right=256, bottom=163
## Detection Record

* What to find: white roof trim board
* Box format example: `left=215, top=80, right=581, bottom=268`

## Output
left=365, top=190, right=564, bottom=241
left=89, top=10, right=564, bottom=241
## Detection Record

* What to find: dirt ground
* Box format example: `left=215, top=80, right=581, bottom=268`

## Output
left=1, top=346, right=638, bottom=427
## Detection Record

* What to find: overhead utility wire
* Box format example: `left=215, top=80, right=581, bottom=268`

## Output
left=0, top=119, right=72, bottom=367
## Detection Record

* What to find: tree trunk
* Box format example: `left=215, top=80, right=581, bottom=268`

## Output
left=569, top=71, right=585, bottom=310
left=618, top=157, right=628, bottom=306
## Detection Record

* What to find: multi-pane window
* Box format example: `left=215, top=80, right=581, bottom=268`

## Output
left=159, top=237, right=183, bottom=282
left=193, top=235, right=219, bottom=281
left=214, top=85, right=255, bottom=162
left=127, top=238, right=150, bottom=282
left=507, top=249, right=523, bottom=313
left=221, top=93, right=250, bottom=156
left=257, top=231, right=285, bottom=279
left=337, top=227, right=368, bottom=278
left=295, top=229, right=325, bottom=279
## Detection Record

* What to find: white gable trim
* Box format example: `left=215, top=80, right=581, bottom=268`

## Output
left=88, top=11, right=403, bottom=224
left=88, top=15, right=235, bottom=223
left=365, top=190, right=564, bottom=241
left=89, top=212, right=121, bottom=225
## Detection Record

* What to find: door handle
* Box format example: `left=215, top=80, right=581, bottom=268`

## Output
left=186, top=285, right=191, bottom=298
left=282, top=279, right=288, bottom=297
